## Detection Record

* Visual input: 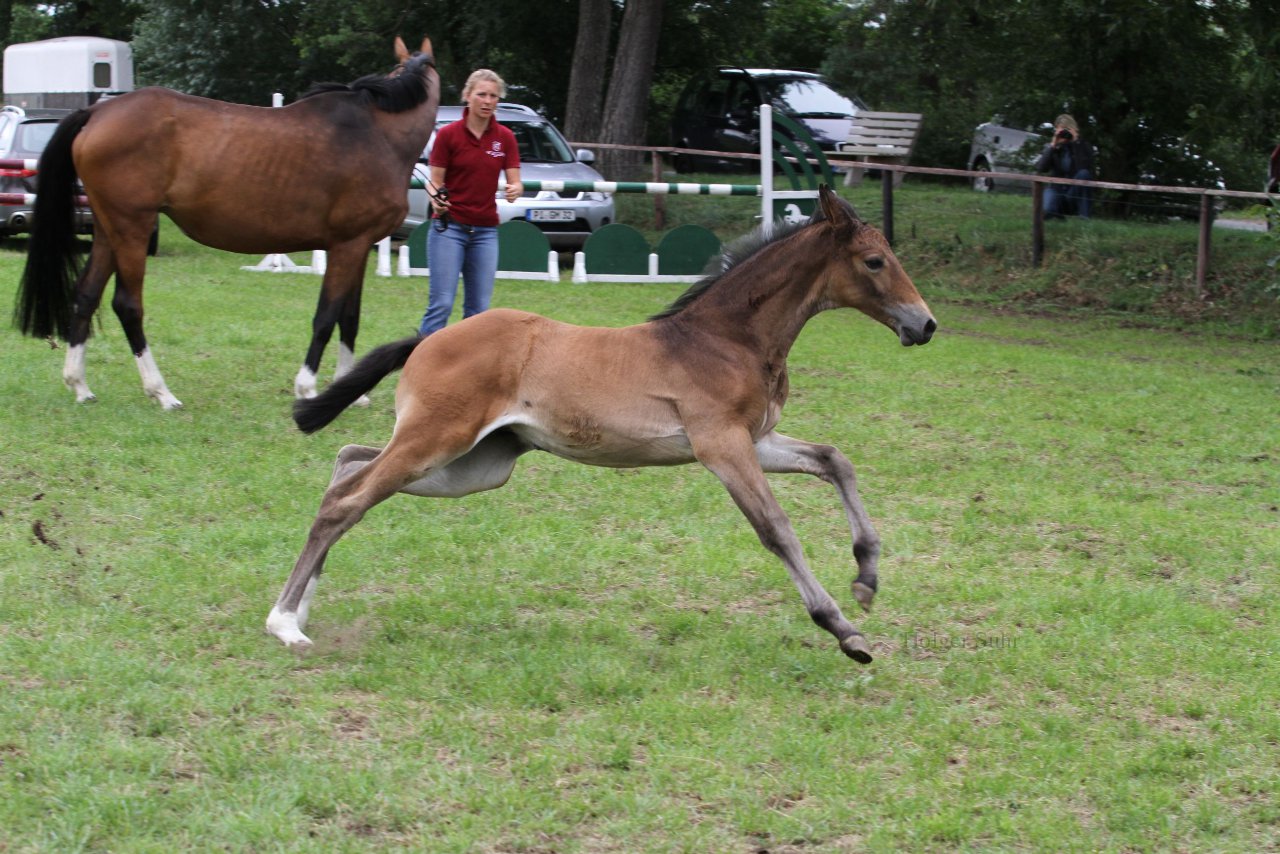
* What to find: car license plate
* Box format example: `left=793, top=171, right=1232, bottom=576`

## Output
left=527, top=209, right=575, bottom=223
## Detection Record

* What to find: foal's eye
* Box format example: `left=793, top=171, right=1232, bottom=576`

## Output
left=864, top=257, right=885, bottom=272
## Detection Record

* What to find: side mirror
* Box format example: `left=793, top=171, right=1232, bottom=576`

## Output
left=576, top=148, right=596, bottom=165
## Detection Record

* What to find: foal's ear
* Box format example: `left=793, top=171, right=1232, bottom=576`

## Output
left=394, top=36, right=410, bottom=61
left=817, top=184, right=861, bottom=230
left=419, top=37, right=434, bottom=58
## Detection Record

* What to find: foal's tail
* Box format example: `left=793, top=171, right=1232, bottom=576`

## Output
left=293, top=335, right=423, bottom=434
left=13, top=108, right=93, bottom=340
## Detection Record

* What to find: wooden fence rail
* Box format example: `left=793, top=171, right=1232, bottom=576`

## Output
left=573, top=143, right=1275, bottom=295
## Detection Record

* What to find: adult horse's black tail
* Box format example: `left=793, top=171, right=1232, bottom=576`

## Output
left=13, top=108, right=93, bottom=340
left=293, top=336, right=423, bottom=434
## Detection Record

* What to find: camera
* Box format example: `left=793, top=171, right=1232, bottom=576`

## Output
left=1056, top=129, right=1074, bottom=142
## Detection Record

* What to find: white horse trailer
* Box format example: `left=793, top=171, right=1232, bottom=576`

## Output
left=3, top=36, right=133, bottom=110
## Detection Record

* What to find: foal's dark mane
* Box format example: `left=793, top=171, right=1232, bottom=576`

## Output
left=299, top=53, right=434, bottom=113
left=648, top=216, right=817, bottom=322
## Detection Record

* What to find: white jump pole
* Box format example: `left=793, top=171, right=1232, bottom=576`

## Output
left=760, top=104, right=773, bottom=224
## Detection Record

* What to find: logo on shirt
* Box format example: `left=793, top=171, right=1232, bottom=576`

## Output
left=487, top=140, right=505, bottom=158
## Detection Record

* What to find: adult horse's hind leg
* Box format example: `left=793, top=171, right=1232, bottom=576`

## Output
left=61, top=239, right=117, bottom=403
left=691, top=427, right=873, bottom=664
left=109, top=222, right=182, bottom=409
left=295, top=241, right=368, bottom=400
left=267, top=429, right=529, bottom=649
left=754, top=432, right=883, bottom=613
left=334, top=278, right=371, bottom=406
left=93, top=213, right=180, bottom=409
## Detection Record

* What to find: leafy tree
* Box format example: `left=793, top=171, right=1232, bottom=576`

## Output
left=6, top=0, right=142, bottom=42
left=1204, top=0, right=1280, bottom=189
left=598, top=0, right=663, bottom=178
left=7, top=0, right=1273, bottom=196
left=132, top=0, right=303, bottom=104
left=824, top=0, right=1253, bottom=197
left=563, top=0, right=614, bottom=142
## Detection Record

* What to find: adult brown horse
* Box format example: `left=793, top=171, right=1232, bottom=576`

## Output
left=267, top=186, right=937, bottom=664
left=13, top=37, right=440, bottom=409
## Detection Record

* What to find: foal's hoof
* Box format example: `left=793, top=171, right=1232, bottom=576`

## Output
left=851, top=580, right=876, bottom=613
left=840, top=633, right=873, bottom=664
left=266, top=607, right=314, bottom=652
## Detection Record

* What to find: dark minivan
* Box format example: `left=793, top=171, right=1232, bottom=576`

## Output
left=0, top=105, right=93, bottom=236
left=670, top=67, right=867, bottom=171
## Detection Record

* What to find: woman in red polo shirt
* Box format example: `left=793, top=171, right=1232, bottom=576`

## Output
left=417, top=69, right=523, bottom=336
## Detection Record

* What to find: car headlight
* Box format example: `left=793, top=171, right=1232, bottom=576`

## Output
left=582, top=192, right=607, bottom=202
left=535, top=190, right=560, bottom=201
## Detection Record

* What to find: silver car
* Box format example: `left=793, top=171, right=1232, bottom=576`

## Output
left=967, top=118, right=1049, bottom=193
left=397, top=104, right=614, bottom=248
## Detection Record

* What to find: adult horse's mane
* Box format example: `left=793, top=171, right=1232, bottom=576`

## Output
left=298, top=52, right=434, bottom=113
left=652, top=206, right=841, bottom=321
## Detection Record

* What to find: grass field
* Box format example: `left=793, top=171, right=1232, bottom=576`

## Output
left=1, top=196, right=1278, bottom=851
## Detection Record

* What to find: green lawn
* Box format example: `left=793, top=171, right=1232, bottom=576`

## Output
left=1, top=207, right=1277, bottom=851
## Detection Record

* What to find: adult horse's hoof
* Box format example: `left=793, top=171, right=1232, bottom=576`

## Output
left=840, top=633, right=873, bottom=664
left=851, top=580, right=875, bottom=612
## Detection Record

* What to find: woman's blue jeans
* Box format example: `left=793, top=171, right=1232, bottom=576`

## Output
left=417, top=221, right=498, bottom=336
left=1044, top=169, right=1093, bottom=219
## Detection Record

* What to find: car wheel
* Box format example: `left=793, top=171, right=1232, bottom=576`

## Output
left=972, top=158, right=995, bottom=192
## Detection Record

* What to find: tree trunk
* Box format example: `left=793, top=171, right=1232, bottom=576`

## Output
left=598, top=0, right=664, bottom=180
left=563, top=0, right=612, bottom=144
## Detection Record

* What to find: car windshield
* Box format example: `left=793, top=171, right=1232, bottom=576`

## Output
left=429, top=116, right=575, bottom=164
left=509, top=120, right=573, bottom=164
left=15, top=121, right=57, bottom=153
left=763, top=79, right=862, bottom=117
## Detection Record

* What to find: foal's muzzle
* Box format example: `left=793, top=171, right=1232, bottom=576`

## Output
left=894, top=305, right=937, bottom=346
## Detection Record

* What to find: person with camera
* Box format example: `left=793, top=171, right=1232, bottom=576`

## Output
left=1035, top=114, right=1094, bottom=219
left=416, top=69, right=523, bottom=336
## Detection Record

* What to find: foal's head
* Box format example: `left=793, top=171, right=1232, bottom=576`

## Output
left=812, top=186, right=936, bottom=346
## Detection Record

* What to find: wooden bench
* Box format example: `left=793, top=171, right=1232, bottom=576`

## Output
left=837, top=111, right=923, bottom=187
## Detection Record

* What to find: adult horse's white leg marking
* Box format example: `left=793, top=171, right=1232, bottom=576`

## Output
left=294, top=364, right=318, bottom=399
left=336, top=343, right=371, bottom=407
left=62, top=343, right=96, bottom=403
left=135, top=347, right=182, bottom=409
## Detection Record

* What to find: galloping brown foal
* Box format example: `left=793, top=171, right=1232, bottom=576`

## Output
left=268, top=186, right=936, bottom=663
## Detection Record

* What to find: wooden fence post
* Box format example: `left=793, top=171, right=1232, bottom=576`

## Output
left=1032, top=181, right=1045, bottom=267
left=1195, top=194, right=1212, bottom=298
left=881, top=168, right=895, bottom=244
